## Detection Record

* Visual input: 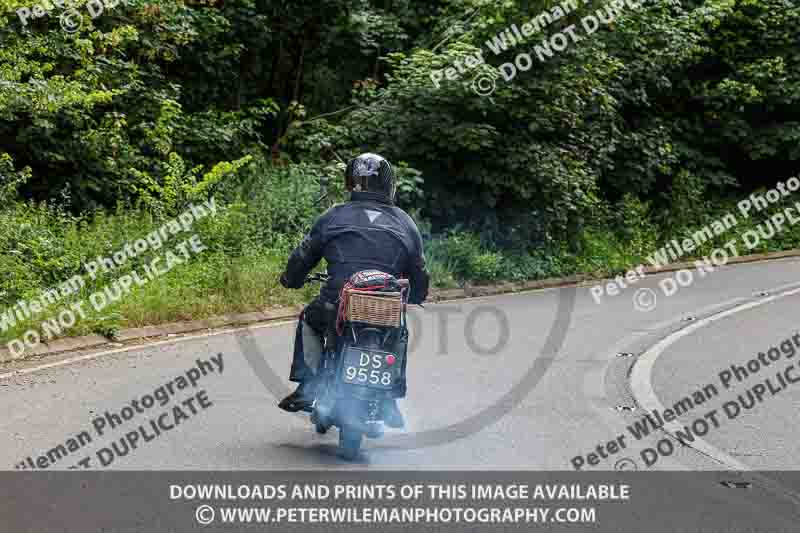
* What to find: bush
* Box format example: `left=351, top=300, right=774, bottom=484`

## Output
left=426, top=231, right=503, bottom=284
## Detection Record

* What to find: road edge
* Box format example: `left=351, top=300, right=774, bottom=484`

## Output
left=2, top=247, right=799, bottom=365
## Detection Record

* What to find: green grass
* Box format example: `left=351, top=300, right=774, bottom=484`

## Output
left=3, top=187, right=800, bottom=349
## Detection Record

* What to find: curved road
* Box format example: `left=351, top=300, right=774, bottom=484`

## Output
left=3, top=257, right=800, bottom=470
left=3, top=257, right=800, bottom=529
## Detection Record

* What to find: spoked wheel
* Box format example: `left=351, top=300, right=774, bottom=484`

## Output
left=338, top=426, right=363, bottom=461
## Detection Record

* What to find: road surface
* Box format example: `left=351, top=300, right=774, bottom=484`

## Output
left=3, top=257, right=800, bottom=531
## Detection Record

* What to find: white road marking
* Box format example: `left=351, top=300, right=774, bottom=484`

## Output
left=5, top=255, right=796, bottom=381
left=0, top=319, right=296, bottom=381
left=0, top=286, right=564, bottom=381
left=630, top=284, right=800, bottom=502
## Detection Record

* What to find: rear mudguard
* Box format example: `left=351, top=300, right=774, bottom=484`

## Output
left=311, top=322, right=408, bottom=435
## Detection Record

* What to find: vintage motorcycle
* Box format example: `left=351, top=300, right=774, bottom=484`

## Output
left=302, top=270, right=411, bottom=460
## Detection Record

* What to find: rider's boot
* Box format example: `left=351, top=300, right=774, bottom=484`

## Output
left=278, top=378, right=318, bottom=412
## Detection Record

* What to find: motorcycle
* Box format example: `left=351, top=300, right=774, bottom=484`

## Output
left=302, top=271, right=410, bottom=460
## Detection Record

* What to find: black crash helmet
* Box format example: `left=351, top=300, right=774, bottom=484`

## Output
left=344, top=153, right=397, bottom=203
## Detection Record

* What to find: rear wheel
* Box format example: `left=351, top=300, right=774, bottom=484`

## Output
left=338, top=427, right=362, bottom=460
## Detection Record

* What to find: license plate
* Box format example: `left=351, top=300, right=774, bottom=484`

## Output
left=341, top=347, right=401, bottom=390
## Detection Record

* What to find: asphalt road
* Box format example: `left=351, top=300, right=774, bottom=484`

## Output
left=4, top=257, right=800, bottom=531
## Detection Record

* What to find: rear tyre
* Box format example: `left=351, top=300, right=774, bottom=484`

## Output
left=338, top=427, right=362, bottom=460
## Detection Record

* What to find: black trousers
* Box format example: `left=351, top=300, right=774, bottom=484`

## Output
left=289, top=298, right=332, bottom=383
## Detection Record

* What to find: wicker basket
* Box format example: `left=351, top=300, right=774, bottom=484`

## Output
left=345, top=290, right=403, bottom=327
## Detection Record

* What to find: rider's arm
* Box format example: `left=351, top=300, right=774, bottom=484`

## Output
left=405, top=218, right=430, bottom=305
left=280, top=212, right=329, bottom=289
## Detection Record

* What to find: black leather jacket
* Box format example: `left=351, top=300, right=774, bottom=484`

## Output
left=280, top=191, right=430, bottom=305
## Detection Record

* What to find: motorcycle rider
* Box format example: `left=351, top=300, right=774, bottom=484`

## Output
left=277, top=153, right=429, bottom=428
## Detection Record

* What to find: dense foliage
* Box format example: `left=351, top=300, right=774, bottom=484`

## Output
left=0, top=0, right=798, bottom=341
